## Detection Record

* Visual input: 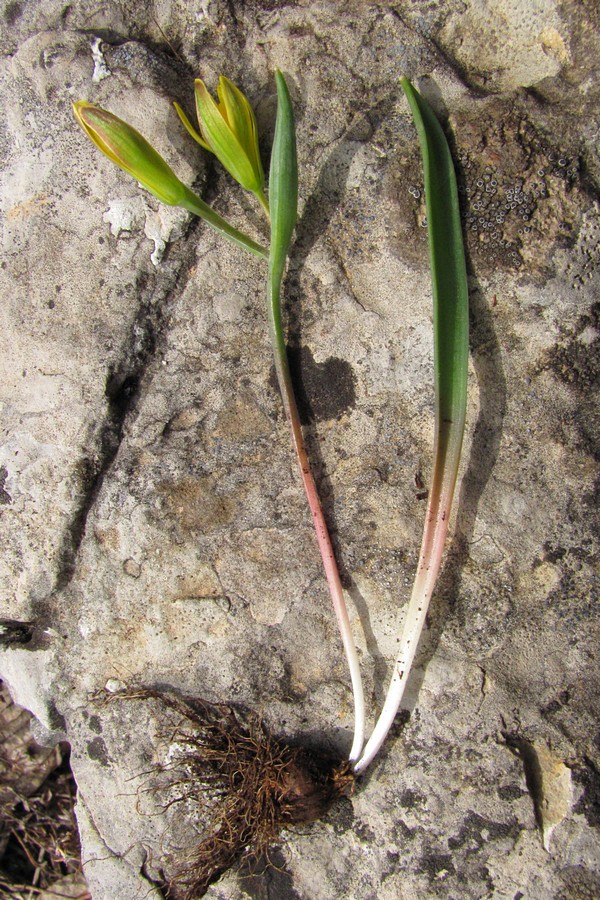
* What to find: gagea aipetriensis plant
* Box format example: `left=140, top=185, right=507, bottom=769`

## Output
left=74, top=73, right=468, bottom=892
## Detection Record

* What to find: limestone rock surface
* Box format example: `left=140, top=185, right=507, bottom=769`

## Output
left=1, top=1, right=598, bottom=898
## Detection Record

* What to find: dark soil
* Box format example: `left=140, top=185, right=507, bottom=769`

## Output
left=0, top=682, right=88, bottom=899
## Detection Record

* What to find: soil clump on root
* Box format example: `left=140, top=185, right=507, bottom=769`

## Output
left=110, top=689, right=354, bottom=898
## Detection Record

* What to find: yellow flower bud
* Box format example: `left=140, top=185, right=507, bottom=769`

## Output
left=175, top=76, right=266, bottom=203
left=73, top=101, right=187, bottom=206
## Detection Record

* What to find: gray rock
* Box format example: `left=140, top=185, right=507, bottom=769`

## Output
left=1, top=1, right=598, bottom=898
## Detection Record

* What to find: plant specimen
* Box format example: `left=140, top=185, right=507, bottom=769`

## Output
left=74, top=71, right=468, bottom=892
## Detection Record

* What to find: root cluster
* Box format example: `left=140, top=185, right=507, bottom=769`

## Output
left=120, top=690, right=354, bottom=898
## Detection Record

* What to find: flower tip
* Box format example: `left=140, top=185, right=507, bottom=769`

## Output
left=174, top=99, right=210, bottom=150
left=72, top=99, right=88, bottom=124
left=194, top=78, right=214, bottom=110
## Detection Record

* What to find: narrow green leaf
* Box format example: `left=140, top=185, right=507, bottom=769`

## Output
left=268, top=70, right=298, bottom=290
left=266, top=72, right=366, bottom=761
left=354, top=78, right=469, bottom=773
left=400, top=77, right=469, bottom=430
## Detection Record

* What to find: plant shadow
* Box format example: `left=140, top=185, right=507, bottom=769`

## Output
left=237, top=847, right=302, bottom=900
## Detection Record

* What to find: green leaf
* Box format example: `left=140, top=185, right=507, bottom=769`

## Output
left=399, top=77, right=468, bottom=430
left=354, top=78, right=469, bottom=774
left=268, top=71, right=298, bottom=289
left=265, top=72, right=366, bottom=761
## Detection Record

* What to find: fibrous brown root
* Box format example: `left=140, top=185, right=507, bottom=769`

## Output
left=105, top=689, right=354, bottom=899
